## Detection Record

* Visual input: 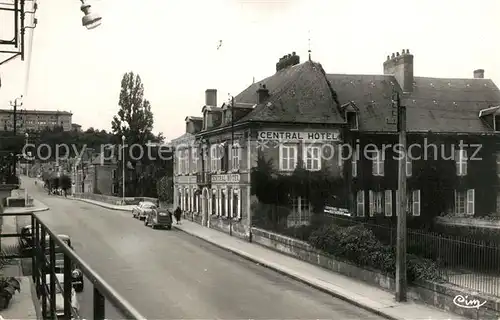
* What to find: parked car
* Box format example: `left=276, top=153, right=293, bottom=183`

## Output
left=144, top=208, right=172, bottom=229
left=132, top=201, right=157, bottom=220
left=42, top=273, right=80, bottom=319
left=19, top=224, right=34, bottom=256
left=44, top=235, right=84, bottom=292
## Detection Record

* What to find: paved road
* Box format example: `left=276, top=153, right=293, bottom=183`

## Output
left=19, top=178, right=384, bottom=319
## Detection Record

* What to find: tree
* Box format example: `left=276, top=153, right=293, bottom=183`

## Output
left=111, top=72, right=165, bottom=197
left=59, top=175, right=72, bottom=195
left=111, top=72, right=156, bottom=145
left=156, top=176, right=173, bottom=204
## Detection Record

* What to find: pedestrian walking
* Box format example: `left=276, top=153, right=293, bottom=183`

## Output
left=174, top=206, right=182, bottom=224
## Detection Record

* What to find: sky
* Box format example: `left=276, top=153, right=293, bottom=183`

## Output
left=0, top=0, right=499, bottom=141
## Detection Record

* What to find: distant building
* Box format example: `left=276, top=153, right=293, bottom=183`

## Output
left=71, top=123, right=82, bottom=132
left=0, top=109, right=72, bottom=132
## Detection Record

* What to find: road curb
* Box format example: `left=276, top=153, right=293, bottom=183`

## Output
left=173, top=225, right=401, bottom=320
left=73, top=198, right=133, bottom=212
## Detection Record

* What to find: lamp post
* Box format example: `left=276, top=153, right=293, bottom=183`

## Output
left=9, top=96, right=22, bottom=181
left=80, top=0, right=102, bottom=30
left=122, top=135, right=126, bottom=203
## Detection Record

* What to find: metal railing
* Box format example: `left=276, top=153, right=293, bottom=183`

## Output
left=254, top=210, right=500, bottom=298
left=1, top=211, right=146, bottom=319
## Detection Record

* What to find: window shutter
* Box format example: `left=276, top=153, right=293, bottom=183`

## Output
left=455, top=150, right=461, bottom=176
left=369, top=190, right=374, bottom=217
left=372, top=154, right=378, bottom=176
left=466, top=189, right=475, bottom=215
left=356, top=190, right=365, bottom=217
left=462, top=150, right=468, bottom=176
left=406, top=159, right=412, bottom=177
left=395, top=190, right=399, bottom=216
left=217, top=189, right=221, bottom=216
left=384, top=190, right=392, bottom=216
left=352, top=151, right=357, bottom=178
left=379, top=152, right=385, bottom=176
left=236, top=189, right=241, bottom=219
left=229, top=188, right=233, bottom=218
left=412, top=190, right=421, bottom=216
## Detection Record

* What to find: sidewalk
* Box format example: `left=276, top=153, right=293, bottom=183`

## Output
left=76, top=197, right=468, bottom=320
left=174, top=221, right=469, bottom=320
left=72, top=197, right=135, bottom=212
left=3, top=198, right=49, bottom=215
left=0, top=212, right=38, bottom=319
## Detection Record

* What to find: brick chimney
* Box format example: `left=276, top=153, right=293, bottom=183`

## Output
left=473, top=69, right=484, bottom=79
left=205, top=89, right=217, bottom=106
left=383, top=49, right=414, bottom=93
left=257, top=84, right=270, bottom=104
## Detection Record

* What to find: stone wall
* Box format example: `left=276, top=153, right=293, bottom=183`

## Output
left=251, top=227, right=500, bottom=320
left=73, top=193, right=158, bottom=206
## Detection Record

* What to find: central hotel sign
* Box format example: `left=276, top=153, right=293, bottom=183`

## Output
left=258, top=130, right=340, bottom=142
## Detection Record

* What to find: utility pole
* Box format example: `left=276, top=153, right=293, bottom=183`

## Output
left=9, top=96, right=23, bottom=179
left=395, top=90, right=408, bottom=302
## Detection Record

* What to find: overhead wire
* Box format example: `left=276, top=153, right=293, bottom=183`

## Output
left=23, top=1, right=36, bottom=96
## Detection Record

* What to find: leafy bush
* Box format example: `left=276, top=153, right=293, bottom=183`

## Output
left=308, top=224, right=442, bottom=282
left=59, top=175, right=72, bottom=191
left=0, top=277, right=21, bottom=310
left=156, top=176, right=173, bottom=203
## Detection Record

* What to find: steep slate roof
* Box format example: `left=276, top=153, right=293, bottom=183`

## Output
left=327, top=74, right=500, bottom=133
left=234, top=60, right=344, bottom=124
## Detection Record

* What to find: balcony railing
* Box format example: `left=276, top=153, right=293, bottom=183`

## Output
left=0, top=211, right=145, bottom=319
left=196, top=172, right=211, bottom=185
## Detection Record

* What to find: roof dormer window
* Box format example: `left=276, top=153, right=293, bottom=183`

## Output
left=346, top=111, right=358, bottom=130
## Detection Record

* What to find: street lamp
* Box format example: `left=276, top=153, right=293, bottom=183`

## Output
left=24, top=133, right=29, bottom=177
left=122, top=135, right=126, bottom=203
left=81, top=0, right=102, bottom=30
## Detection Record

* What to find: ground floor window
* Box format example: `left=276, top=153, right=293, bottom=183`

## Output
left=221, top=188, right=227, bottom=217
left=455, top=189, right=474, bottom=216
left=211, top=189, right=217, bottom=216
left=288, top=196, right=312, bottom=226
left=230, top=188, right=241, bottom=219
left=369, top=190, right=384, bottom=216
left=395, top=189, right=421, bottom=216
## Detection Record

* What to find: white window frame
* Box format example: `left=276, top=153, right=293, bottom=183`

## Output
left=352, top=150, right=358, bottom=178
left=184, top=149, right=190, bottom=174
left=456, top=149, right=468, bottom=176
left=455, top=189, right=474, bottom=216
left=372, top=150, right=384, bottom=176
left=210, top=145, right=218, bottom=172
left=279, top=144, right=298, bottom=171
left=396, top=189, right=420, bottom=216
left=230, top=143, right=241, bottom=172
left=411, top=190, right=420, bottom=216
left=191, top=148, right=198, bottom=173
left=369, top=190, right=383, bottom=216
left=229, top=188, right=242, bottom=219
left=303, top=145, right=321, bottom=171
left=466, top=189, right=475, bottom=216
left=356, top=190, right=365, bottom=217
left=384, top=190, right=392, bottom=216
left=177, top=150, right=183, bottom=174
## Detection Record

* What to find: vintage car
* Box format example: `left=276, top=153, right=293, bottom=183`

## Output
left=19, top=224, right=34, bottom=256
left=42, top=273, right=80, bottom=319
left=132, top=201, right=157, bottom=220
left=144, top=208, right=172, bottom=229
left=44, top=235, right=84, bottom=292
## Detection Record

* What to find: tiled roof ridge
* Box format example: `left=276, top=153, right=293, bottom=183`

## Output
left=315, top=62, right=342, bottom=111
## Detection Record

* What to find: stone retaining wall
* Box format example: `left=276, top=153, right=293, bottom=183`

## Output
left=251, top=227, right=500, bottom=320
left=73, top=193, right=158, bottom=206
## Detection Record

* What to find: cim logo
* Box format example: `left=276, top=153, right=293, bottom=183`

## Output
left=453, top=295, right=487, bottom=309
